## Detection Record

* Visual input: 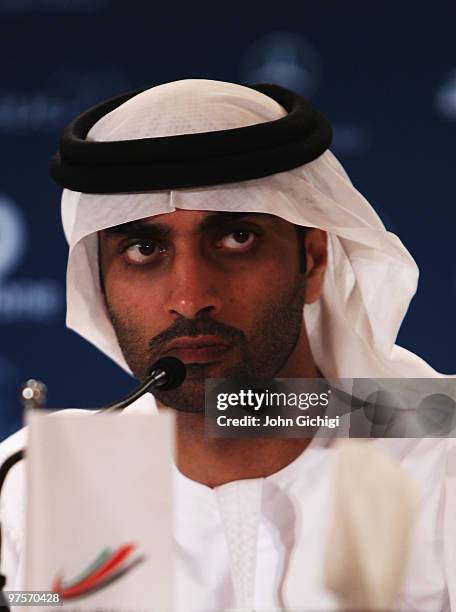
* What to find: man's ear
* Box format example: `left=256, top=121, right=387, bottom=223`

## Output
left=304, top=229, right=328, bottom=304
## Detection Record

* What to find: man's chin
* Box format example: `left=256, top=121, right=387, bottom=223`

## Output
left=152, top=367, right=207, bottom=413
left=153, top=389, right=206, bottom=413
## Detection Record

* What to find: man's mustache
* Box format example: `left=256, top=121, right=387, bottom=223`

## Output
left=148, top=314, right=245, bottom=351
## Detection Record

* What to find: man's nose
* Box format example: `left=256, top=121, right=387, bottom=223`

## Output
left=165, top=247, right=223, bottom=320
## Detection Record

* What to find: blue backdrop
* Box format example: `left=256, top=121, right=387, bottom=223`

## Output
left=1, top=1, right=455, bottom=439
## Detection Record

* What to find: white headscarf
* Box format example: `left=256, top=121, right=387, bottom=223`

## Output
left=60, top=79, right=454, bottom=380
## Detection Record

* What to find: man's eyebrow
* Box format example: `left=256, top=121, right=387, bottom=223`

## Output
left=103, top=212, right=270, bottom=239
left=103, top=220, right=170, bottom=240
left=198, top=211, right=269, bottom=233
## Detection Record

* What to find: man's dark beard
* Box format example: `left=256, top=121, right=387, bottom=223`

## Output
left=106, top=276, right=306, bottom=413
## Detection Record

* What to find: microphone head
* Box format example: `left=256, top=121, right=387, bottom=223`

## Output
left=149, top=356, right=187, bottom=391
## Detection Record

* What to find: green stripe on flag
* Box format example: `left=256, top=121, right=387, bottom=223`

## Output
left=61, top=548, right=112, bottom=589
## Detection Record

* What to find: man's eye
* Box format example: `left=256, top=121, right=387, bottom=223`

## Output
left=122, top=242, right=161, bottom=264
left=216, top=230, right=256, bottom=250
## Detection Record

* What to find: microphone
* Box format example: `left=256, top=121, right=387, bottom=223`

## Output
left=101, top=356, right=186, bottom=413
left=19, top=357, right=186, bottom=414
left=148, top=356, right=187, bottom=391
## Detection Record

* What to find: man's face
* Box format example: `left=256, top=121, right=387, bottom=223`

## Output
left=99, top=210, right=310, bottom=412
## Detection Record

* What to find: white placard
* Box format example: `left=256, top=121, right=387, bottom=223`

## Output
left=24, top=409, right=174, bottom=612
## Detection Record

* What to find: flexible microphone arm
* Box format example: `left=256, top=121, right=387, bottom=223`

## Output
left=21, top=356, right=186, bottom=412
left=101, top=356, right=186, bottom=413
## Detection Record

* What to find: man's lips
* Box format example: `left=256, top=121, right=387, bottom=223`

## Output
left=162, top=336, right=231, bottom=364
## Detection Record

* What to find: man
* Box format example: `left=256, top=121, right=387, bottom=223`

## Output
left=0, top=79, right=454, bottom=610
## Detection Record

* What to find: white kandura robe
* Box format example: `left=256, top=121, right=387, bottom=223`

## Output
left=0, top=394, right=452, bottom=612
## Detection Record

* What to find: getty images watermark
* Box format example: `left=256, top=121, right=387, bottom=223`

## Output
left=205, top=378, right=456, bottom=438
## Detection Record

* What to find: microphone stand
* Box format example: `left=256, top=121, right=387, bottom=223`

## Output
left=0, top=357, right=186, bottom=607
left=21, top=356, right=186, bottom=413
